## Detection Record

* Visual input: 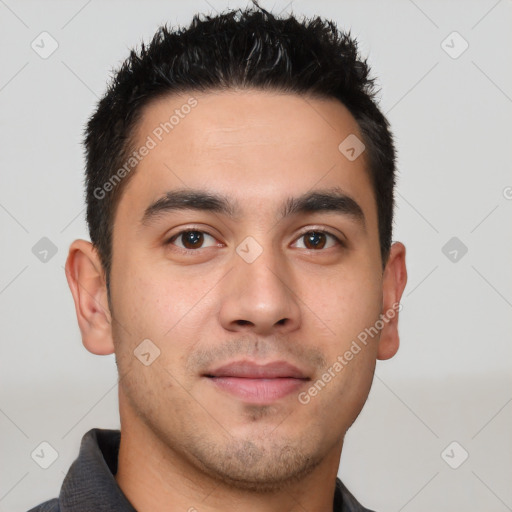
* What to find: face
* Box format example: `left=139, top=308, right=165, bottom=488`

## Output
left=68, top=89, right=407, bottom=492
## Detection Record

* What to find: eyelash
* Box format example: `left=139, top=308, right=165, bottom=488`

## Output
left=165, top=227, right=345, bottom=253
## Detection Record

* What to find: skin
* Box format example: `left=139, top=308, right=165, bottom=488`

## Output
left=65, top=89, right=407, bottom=512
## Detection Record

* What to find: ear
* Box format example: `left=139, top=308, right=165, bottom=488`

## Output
left=64, top=239, right=115, bottom=355
left=377, top=242, right=407, bottom=360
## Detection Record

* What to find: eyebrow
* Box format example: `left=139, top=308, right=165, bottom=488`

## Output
left=140, top=186, right=366, bottom=230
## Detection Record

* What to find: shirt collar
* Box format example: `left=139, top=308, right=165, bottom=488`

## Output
left=59, top=428, right=136, bottom=512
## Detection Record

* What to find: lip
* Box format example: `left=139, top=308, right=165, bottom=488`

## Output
left=205, top=360, right=308, bottom=379
left=203, top=360, right=310, bottom=403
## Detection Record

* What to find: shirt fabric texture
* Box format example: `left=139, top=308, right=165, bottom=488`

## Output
left=28, top=428, right=375, bottom=512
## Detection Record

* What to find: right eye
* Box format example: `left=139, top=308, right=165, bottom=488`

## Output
left=166, top=230, right=220, bottom=251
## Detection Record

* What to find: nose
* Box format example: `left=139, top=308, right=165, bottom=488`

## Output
left=218, top=244, right=301, bottom=336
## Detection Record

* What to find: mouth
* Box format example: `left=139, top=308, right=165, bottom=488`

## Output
left=203, top=360, right=311, bottom=404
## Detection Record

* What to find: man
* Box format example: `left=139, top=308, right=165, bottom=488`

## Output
left=29, top=2, right=407, bottom=511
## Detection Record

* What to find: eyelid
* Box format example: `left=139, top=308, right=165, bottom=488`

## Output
left=165, top=225, right=222, bottom=249
left=292, top=226, right=346, bottom=249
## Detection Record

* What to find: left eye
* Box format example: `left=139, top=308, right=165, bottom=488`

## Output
left=166, top=229, right=342, bottom=251
left=292, top=231, right=341, bottom=250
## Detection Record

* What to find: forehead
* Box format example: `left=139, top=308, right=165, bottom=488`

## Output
left=115, top=89, right=377, bottom=229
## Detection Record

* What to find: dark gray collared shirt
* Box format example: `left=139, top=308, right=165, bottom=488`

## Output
left=28, top=428, right=375, bottom=512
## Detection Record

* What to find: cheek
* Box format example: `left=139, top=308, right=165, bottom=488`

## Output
left=111, top=260, right=218, bottom=366
left=113, top=260, right=188, bottom=325
left=304, top=267, right=382, bottom=342
left=300, top=341, right=377, bottom=434
left=299, top=268, right=381, bottom=412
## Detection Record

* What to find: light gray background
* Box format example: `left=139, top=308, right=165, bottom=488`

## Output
left=1, top=1, right=511, bottom=511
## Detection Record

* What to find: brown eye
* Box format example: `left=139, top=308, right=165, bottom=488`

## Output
left=168, top=230, right=217, bottom=250
left=293, top=230, right=342, bottom=250
left=304, top=232, right=327, bottom=249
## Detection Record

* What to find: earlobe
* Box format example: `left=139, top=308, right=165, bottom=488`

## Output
left=377, top=242, right=407, bottom=360
left=64, top=239, right=115, bottom=355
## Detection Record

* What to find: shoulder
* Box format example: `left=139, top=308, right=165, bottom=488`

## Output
left=26, top=497, right=60, bottom=512
left=336, top=478, right=377, bottom=512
